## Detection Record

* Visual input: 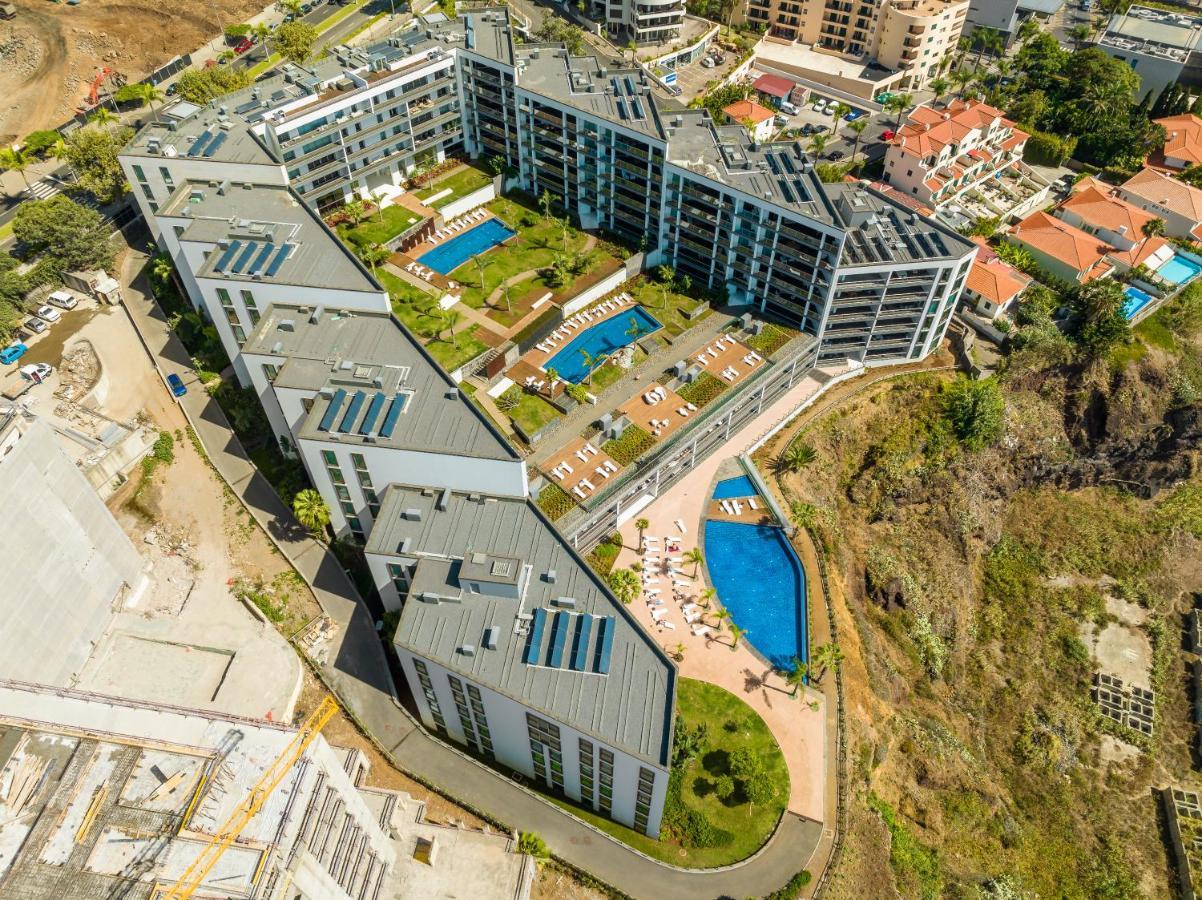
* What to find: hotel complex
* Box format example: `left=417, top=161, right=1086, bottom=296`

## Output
left=119, top=8, right=973, bottom=838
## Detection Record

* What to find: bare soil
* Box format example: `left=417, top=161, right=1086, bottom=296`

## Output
left=0, top=0, right=264, bottom=142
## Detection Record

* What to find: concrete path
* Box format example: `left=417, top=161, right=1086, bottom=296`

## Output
left=116, top=242, right=825, bottom=898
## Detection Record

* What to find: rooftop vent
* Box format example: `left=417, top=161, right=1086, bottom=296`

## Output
left=552, top=596, right=576, bottom=609
left=437, top=487, right=451, bottom=511
left=544, top=569, right=557, bottom=584
left=398, top=537, right=412, bottom=554
left=279, top=319, right=296, bottom=332
left=402, top=507, right=423, bottom=521
left=457, top=644, right=476, bottom=656
left=471, top=551, right=487, bottom=565
left=483, top=627, right=498, bottom=650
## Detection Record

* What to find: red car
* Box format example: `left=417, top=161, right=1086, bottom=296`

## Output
left=234, top=38, right=254, bottom=55
left=881, top=129, right=896, bottom=141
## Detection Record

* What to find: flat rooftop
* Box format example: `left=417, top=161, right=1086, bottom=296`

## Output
left=753, top=42, right=899, bottom=86
left=245, top=304, right=518, bottom=461
left=826, top=182, right=973, bottom=265
left=1101, top=5, right=1202, bottom=61
left=370, top=484, right=675, bottom=766
left=164, top=180, right=380, bottom=292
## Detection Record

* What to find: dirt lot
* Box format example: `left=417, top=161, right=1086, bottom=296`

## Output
left=0, top=0, right=265, bottom=142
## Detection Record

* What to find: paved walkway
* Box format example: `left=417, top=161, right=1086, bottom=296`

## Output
left=115, top=239, right=827, bottom=898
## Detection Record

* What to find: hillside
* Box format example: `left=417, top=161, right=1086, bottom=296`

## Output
left=762, top=288, right=1202, bottom=897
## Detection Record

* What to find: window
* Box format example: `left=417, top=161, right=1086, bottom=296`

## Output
left=241, top=290, right=260, bottom=325
left=262, top=364, right=279, bottom=383
left=232, top=324, right=246, bottom=345
left=216, top=287, right=233, bottom=308
left=140, top=182, right=155, bottom=201
left=132, top=164, right=147, bottom=182
left=321, top=450, right=337, bottom=465
left=386, top=563, right=408, bottom=596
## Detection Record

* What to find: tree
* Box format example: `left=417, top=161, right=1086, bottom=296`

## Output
left=684, top=547, right=704, bottom=578
left=440, top=308, right=461, bottom=346
left=1017, top=16, right=1041, bottom=44
left=775, top=441, right=816, bottom=474
left=579, top=348, right=603, bottom=386
left=517, top=832, right=550, bottom=859
left=88, top=106, right=118, bottom=128
left=727, top=622, right=745, bottom=651
left=714, top=774, right=735, bottom=801
left=342, top=198, right=369, bottom=227
left=533, top=18, right=587, bottom=55
left=607, top=567, right=641, bottom=604
left=785, top=656, right=807, bottom=697
left=929, top=76, right=950, bottom=104
left=1068, top=23, right=1092, bottom=50
left=811, top=642, right=844, bottom=683
left=474, top=252, right=490, bottom=292
left=0, top=147, right=33, bottom=193
left=12, top=196, right=115, bottom=271
left=700, top=586, right=716, bottom=608
left=1142, top=217, right=1166, bottom=238
left=884, top=93, right=912, bottom=130
left=729, top=747, right=760, bottom=780
left=292, top=489, right=330, bottom=538
left=1070, top=277, right=1129, bottom=355
left=175, top=67, right=252, bottom=104
left=151, top=253, right=174, bottom=290
left=973, top=26, right=1003, bottom=65
left=847, top=118, right=868, bottom=161
left=942, top=375, right=1004, bottom=451
left=116, top=82, right=163, bottom=114
left=357, top=242, right=389, bottom=274
left=539, top=189, right=553, bottom=221
left=23, top=130, right=63, bottom=158
left=636, top=517, right=650, bottom=540
left=808, top=132, right=830, bottom=157
left=274, top=21, right=318, bottom=64
left=743, top=770, right=777, bottom=815
left=1008, top=89, right=1049, bottom=129
left=950, top=67, right=976, bottom=99
left=711, top=606, right=730, bottom=628
left=61, top=125, right=133, bottom=204
left=831, top=102, right=851, bottom=138
left=672, top=642, right=686, bottom=661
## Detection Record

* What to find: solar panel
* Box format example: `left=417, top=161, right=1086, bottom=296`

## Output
left=792, top=178, right=811, bottom=203
left=264, top=243, right=293, bottom=278
left=570, top=615, right=593, bottom=671
left=779, top=180, right=796, bottom=204
left=546, top=611, right=569, bottom=668
left=187, top=130, right=214, bottom=157
left=317, top=389, right=347, bottom=432
left=630, top=98, right=644, bottom=120
left=624, top=76, right=636, bottom=95
left=338, top=390, right=366, bottom=433
left=247, top=241, right=276, bottom=275
left=214, top=241, right=242, bottom=272
left=358, top=392, right=387, bottom=434
left=616, top=98, right=628, bottom=121
left=593, top=616, right=614, bottom=674
left=779, top=152, right=797, bottom=174
left=611, top=77, right=621, bottom=96
left=766, top=154, right=780, bottom=175
left=378, top=394, right=407, bottom=439
left=230, top=241, right=259, bottom=273
left=202, top=132, right=228, bottom=157
left=524, top=608, right=547, bottom=664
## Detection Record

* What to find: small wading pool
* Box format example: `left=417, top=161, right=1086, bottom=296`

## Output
left=417, top=219, right=516, bottom=275
left=545, top=306, right=662, bottom=383
left=703, top=519, right=808, bottom=672
left=1123, top=286, right=1154, bottom=320
left=713, top=475, right=758, bottom=499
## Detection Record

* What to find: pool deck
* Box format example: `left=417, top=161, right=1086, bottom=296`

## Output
left=511, top=292, right=642, bottom=380
left=616, top=383, right=693, bottom=443
left=611, top=365, right=842, bottom=824
left=540, top=437, right=623, bottom=500
left=690, top=335, right=765, bottom=388
left=707, top=496, right=776, bottom=525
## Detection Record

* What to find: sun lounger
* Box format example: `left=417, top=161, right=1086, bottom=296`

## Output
left=644, top=555, right=660, bottom=562
left=647, top=588, right=662, bottom=597
left=719, top=499, right=732, bottom=514
left=748, top=497, right=758, bottom=509
left=721, top=370, right=736, bottom=382
left=553, top=469, right=566, bottom=480
left=585, top=443, right=597, bottom=455
left=686, top=403, right=697, bottom=412
left=692, top=624, right=712, bottom=638
left=596, top=466, right=610, bottom=480
left=668, top=557, right=683, bottom=565
left=604, top=460, right=618, bottom=473
left=651, top=607, right=666, bottom=619
left=685, top=611, right=701, bottom=624
left=733, top=500, right=743, bottom=514
left=643, top=535, right=660, bottom=543
left=581, top=478, right=595, bottom=491
left=677, top=407, right=689, bottom=417
left=673, top=579, right=691, bottom=587
left=659, top=620, right=676, bottom=631
left=573, top=486, right=586, bottom=499
left=576, top=450, right=589, bottom=462
left=647, top=598, right=664, bottom=607
left=560, top=462, right=572, bottom=474
left=642, top=577, right=660, bottom=585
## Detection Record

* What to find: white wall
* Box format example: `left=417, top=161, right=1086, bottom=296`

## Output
left=437, top=182, right=497, bottom=221
left=396, top=647, right=668, bottom=837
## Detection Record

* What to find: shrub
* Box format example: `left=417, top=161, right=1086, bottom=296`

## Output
left=517, top=831, right=550, bottom=858
left=496, top=385, right=521, bottom=411
left=661, top=769, right=733, bottom=849
left=566, top=382, right=590, bottom=403
left=1023, top=129, right=1077, bottom=166
left=602, top=424, right=655, bottom=466
left=23, top=129, right=61, bottom=157
left=747, top=323, right=793, bottom=356
left=677, top=372, right=727, bottom=408
left=224, top=23, right=252, bottom=40
left=537, top=483, right=575, bottom=521
left=942, top=376, right=1004, bottom=451
left=764, top=870, right=813, bottom=900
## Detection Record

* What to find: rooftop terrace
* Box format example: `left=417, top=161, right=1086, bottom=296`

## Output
left=1101, top=4, right=1202, bottom=62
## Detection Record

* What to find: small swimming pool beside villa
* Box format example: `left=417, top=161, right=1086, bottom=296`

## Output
left=704, top=520, right=808, bottom=672
left=417, top=218, right=515, bottom=275
left=545, top=306, right=662, bottom=383
left=1124, top=286, right=1154, bottom=320
left=1155, top=253, right=1202, bottom=287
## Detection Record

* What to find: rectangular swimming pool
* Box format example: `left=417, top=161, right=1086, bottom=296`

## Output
left=1156, top=253, right=1202, bottom=286
left=1123, top=286, right=1154, bottom=320
left=417, top=219, right=516, bottom=275
left=713, top=475, right=758, bottom=499
left=545, top=306, right=662, bottom=383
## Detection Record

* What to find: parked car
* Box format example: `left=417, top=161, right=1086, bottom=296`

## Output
left=47, top=290, right=77, bottom=310
left=167, top=373, right=188, bottom=398
left=165, top=82, right=179, bottom=96
left=780, top=100, right=799, bottom=116
left=700, top=57, right=715, bottom=68
left=23, top=318, right=46, bottom=335
left=774, top=115, right=790, bottom=128
left=810, top=123, right=829, bottom=135
left=0, top=343, right=27, bottom=365
left=35, top=305, right=61, bottom=324
left=811, top=98, right=827, bottom=113
left=19, top=363, right=52, bottom=384
left=800, top=122, right=815, bottom=135
left=881, top=128, right=896, bottom=141
left=826, top=150, right=845, bottom=161
left=844, top=109, right=864, bottom=122
left=233, top=38, right=254, bottom=55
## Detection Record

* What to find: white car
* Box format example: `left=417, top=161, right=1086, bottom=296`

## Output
left=47, top=290, right=78, bottom=310
left=35, top=305, right=61, bottom=324
left=700, top=57, right=715, bottom=68
left=812, top=98, right=827, bottom=113
left=19, top=362, right=52, bottom=383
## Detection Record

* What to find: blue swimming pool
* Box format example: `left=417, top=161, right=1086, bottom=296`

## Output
left=545, top=307, right=662, bottom=383
left=1156, top=253, right=1202, bottom=286
left=1124, top=286, right=1154, bottom=320
left=713, top=475, right=758, bottom=499
left=703, top=520, right=808, bottom=672
left=417, top=219, right=516, bottom=275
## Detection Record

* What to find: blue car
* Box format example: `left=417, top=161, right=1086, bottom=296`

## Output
left=0, top=343, right=27, bottom=365
left=166, top=373, right=188, bottom=397
left=844, top=109, right=864, bottom=122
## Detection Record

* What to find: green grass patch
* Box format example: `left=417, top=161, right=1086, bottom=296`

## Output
left=678, top=371, right=727, bottom=408
left=1133, top=308, right=1176, bottom=351
left=586, top=536, right=622, bottom=575
left=868, top=793, right=943, bottom=899
left=603, top=424, right=655, bottom=466
left=509, top=390, right=562, bottom=436
left=583, top=349, right=643, bottom=393
left=341, top=205, right=424, bottom=247
left=626, top=278, right=712, bottom=337
left=747, top=323, right=797, bottom=357
left=424, top=325, right=488, bottom=372
left=415, top=164, right=493, bottom=207
left=537, top=483, right=575, bottom=521
left=379, top=270, right=441, bottom=334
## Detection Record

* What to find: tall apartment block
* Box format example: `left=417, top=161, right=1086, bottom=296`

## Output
left=744, top=0, right=969, bottom=94
left=605, top=0, right=687, bottom=45
left=119, top=8, right=974, bottom=839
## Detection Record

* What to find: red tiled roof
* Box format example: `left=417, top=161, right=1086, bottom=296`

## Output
left=967, top=255, right=1031, bottom=306
left=1156, top=113, right=1202, bottom=165
left=1122, top=166, right=1202, bottom=220
left=723, top=99, right=775, bottom=124
left=1060, top=185, right=1155, bottom=235
left=891, top=99, right=1020, bottom=160
left=753, top=74, right=793, bottom=98
left=1010, top=210, right=1112, bottom=276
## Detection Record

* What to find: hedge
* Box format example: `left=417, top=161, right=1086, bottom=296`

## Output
left=747, top=323, right=793, bottom=357
left=602, top=424, right=655, bottom=466
left=677, top=372, right=727, bottom=408
left=537, top=484, right=575, bottom=521
left=1023, top=130, right=1077, bottom=167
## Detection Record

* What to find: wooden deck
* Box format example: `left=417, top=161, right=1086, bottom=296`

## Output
left=540, top=437, right=623, bottom=500
left=689, top=335, right=764, bottom=388
left=617, top=382, right=696, bottom=443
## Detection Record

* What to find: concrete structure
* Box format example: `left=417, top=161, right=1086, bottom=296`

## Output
left=366, top=484, right=674, bottom=838
left=1118, top=165, right=1202, bottom=240
left=1155, top=112, right=1202, bottom=169
left=964, top=0, right=1020, bottom=39
left=1096, top=5, right=1202, bottom=97
left=883, top=99, right=1029, bottom=210
left=743, top=0, right=969, bottom=94
left=0, top=680, right=397, bottom=900
left=603, top=0, right=687, bottom=45
left=0, top=412, right=144, bottom=688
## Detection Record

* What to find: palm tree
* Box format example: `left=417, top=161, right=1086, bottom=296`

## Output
left=133, top=82, right=164, bottom=117
left=278, top=0, right=303, bottom=15
left=775, top=441, right=817, bottom=474
left=884, top=93, right=912, bottom=131
left=1142, top=217, right=1167, bottom=239
left=0, top=147, right=32, bottom=194
left=607, top=567, right=641, bottom=604
left=951, top=68, right=975, bottom=99
left=929, top=76, right=950, bottom=105
left=636, top=517, right=650, bottom=541
left=292, top=489, right=331, bottom=538
left=474, top=253, right=490, bottom=292
left=625, top=40, right=637, bottom=64
left=1017, top=17, right=1041, bottom=44
left=253, top=22, right=272, bottom=55
left=727, top=622, right=745, bottom=651
left=358, top=242, right=388, bottom=274
left=1068, top=23, right=1092, bottom=49
left=847, top=119, right=868, bottom=162
left=343, top=198, right=369, bottom=228
left=89, top=106, right=118, bottom=128
left=440, top=308, right=461, bottom=347
left=809, top=132, right=830, bottom=158
left=829, top=102, right=850, bottom=139
left=784, top=656, right=808, bottom=697
left=683, top=547, right=704, bottom=578
left=673, top=642, right=686, bottom=662
left=539, top=189, right=553, bottom=222
left=699, top=586, right=716, bottom=609
left=579, top=348, right=602, bottom=386
left=811, top=642, right=845, bottom=683
left=711, top=606, right=731, bottom=628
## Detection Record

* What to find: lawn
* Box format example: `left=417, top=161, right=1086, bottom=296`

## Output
left=451, top=197, right=593, bottom=309
left=340, top=205, right=424, bottom=247
left=626, top=278, right=712, bottom=338
left=414, top=164, right=493, bottom=208
left=424, top=325, right=488, bottom=372
left=377, top=269, right=440, bottom=335
left=485, top=252, right=624, bottom=328
left=548, top=678, right=788, bottom=867
left=508, top=390, right=562, bottom=437
left=585, top=348, right=645, bottom=393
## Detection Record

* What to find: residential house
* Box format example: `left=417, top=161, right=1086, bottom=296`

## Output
left=963, top=238, right=1032, bottom=320
left=1118, top=166, right=1202, bottom=240
left=723, top=98, right=777, bottom=142
left=1056, top=180, right=1175, bottom=272
left=1007, top=210, right=1115, bottom=284
left=1154, top=113, right=1202, bottom=170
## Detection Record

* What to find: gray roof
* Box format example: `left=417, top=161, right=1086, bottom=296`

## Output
left=244, top=304, right=518, bottom=461
left=1101, top=5, right=1202, bottom=60
left=371, top=483, right=675, bottom=765
left=163, top=181, right=381, bottom=291
left=825, top=182, right=973, bottom=266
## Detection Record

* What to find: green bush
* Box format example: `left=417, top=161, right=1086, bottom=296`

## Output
left=517, top=831, right=550, bottom=858
left=602, top=424, right=654, bottom=466
left=1023, top=130, right=1077, bottom=166
left=224, top=23, right=252, bottom=40
left=661, top=769, right=733, bottom=849
left=765, top=869, right=813, bottom=900
left=677, top=372, right=727, bottom=408
left=537, top=483, right=575, bottom=521
left=747, top=323, right=793, bottom=356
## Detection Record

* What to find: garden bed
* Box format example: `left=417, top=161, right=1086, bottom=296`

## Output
left=677, top=371, right=728, bottom=408
left=602, top=424, right=655, bottom=466
left=537, top=483, right=576, bottom=521
left=339, top=205, right=425, bottom=248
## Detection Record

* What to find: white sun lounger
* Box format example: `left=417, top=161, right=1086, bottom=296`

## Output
left=651, top=607, right=667, bottom=619
left=581, top=479, right=596, bottom=491
left=643, top=535, right=660, bottom=543
left=659, top=620, right=676, bottom=631
left=685, top=610, right=702, bottom=624
left=732, top=500, right=744, bottom=514
left=605, top=460, right=618, bottom=473
left=643, top=555, right=660, bottom=563
left=673, top=579, right=691, bottom=587
left=596, top=466, right=610, bottom=480
left=749, top=497, right=759, bottom=509
left=667, top=558, right=683, bottom=566
left=647, top=588, right=662, bottom=596
left=647, top=597, right=664, bottom=607
left=573, top=486, right=586, bottom=499
left=692, top=624, right=712, bottom=638
left=576, top=450, right=589, bottom=463
left=553, top=469, right=566, bottom=480
left=642, top=577, right=660, bottom=585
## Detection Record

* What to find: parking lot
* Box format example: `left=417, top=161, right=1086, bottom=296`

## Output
left=771, top=92, right=897, bottom=164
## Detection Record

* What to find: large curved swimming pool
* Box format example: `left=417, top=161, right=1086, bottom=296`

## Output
left=703, top=519, right=808, bottom=672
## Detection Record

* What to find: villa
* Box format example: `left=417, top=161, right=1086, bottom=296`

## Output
left=1153, top=112, right=1202, bottom=171
left=1007, top=211, right=1116, bottom=284
left=723, top=98, right=777, bottom=142
left=1118, top=166, right=1202, bottom=241
left=963, top=239, right=1031, bottom=322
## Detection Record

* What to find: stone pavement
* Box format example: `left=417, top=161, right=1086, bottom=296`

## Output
left=115, top=241, right=826, bottom=898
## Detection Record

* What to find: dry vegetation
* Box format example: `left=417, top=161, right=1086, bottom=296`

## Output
left=763, top=308, right=1202, bottom=898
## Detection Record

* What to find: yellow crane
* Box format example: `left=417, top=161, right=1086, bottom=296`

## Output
left=164, top=695, right=340, bottom=900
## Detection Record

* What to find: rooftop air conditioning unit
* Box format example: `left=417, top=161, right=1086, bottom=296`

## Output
left=483, top=628, right=498, bottom=650
left=402, top=508, right=423, bottom=521
left=552, top=596, right=576, bottom=609
left=457, top=644, right=476, bottom=656
left=279, top=319, right=296, bottom=332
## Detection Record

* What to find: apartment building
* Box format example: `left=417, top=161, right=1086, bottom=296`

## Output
left=743, top=0, right=969, bottom=94
left=1097, top=5, right=1202, bottom=97
left=605, top=0, right=687, bottom=44
left=883, top=99, right=1029, bottom=209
